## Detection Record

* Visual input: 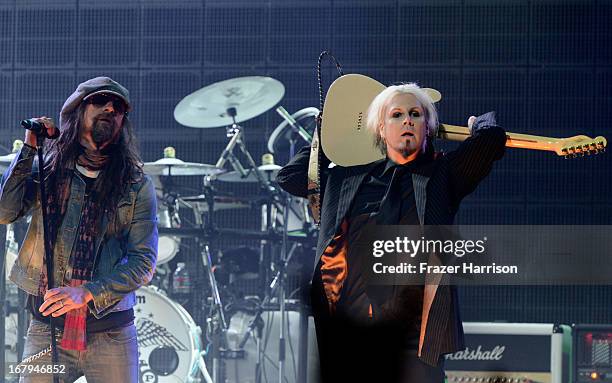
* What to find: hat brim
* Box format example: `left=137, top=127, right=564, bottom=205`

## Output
left=83, top=90, right=131, bottom=112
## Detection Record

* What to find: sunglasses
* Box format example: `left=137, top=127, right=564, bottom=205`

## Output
left=86, top=93, right=128, bottom=114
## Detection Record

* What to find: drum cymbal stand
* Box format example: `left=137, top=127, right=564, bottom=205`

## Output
left=276, top=106, right=317, bottom=383
left=236, top=235, right=299, bottom=383
left=192, top=174, right=228, bottom=383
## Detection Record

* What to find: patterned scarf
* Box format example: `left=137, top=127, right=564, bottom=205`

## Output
left=76, top=146, right=110, bottom=171
left=39, top=164, right=103, bottom=351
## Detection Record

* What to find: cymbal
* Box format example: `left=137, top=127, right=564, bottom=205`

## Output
left=180, top=195, right=252, bottom=212
left=267, top=107, right=318, bottom=154
left=143, top=158, right=222, bottom=176
left=174, top=76, right=285, bottom=128
left=0, top=153, right=16, bottom=167
left=215, top=164, right=281, bottom=183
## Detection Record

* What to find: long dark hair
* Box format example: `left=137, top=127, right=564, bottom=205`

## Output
left=45, top=103, right=144, bottom=218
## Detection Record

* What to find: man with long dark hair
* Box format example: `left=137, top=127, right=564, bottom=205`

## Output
left=0, top=77, right=158, bottom=382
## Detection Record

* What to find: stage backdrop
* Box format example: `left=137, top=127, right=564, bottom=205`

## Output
left=0, top=0, right=610, bottom=324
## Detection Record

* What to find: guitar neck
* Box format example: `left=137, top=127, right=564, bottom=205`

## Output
left=438, top=124, right=562, bottom=152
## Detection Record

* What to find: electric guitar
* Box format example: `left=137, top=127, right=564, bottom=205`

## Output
left=320, top=74, right=608, bottom=166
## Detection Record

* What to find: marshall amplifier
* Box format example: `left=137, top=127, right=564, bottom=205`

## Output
left=572, top=324, right=612, bottom=382
left=445, top=322, right=572, bottom=383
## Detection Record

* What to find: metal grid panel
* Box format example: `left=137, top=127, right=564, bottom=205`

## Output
left=331, top=1, right=397, bottom=66
left=0, top=4, right=13, bottom=69
left=463, top=3, right=528, bottom=64
left=269, top=2, right=331, bottom=66
left=531, top=1, right=596, bottom=64
left=454, top=202, right=527, bottom=225
left=77, top=2, right=141, bottom=68
left=398, top=4, right=462, bottom=65
left=14, top=1, right=76, bottom=68
left=460, top=286, right=612, bottom=324
left=596, top=2, right=612, bottom=65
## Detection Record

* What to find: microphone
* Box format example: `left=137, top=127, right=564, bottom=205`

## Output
left=21, top=119, right=59, bottom=139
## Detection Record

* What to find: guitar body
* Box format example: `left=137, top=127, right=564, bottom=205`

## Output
left=321, top=74, right=386, bottom=166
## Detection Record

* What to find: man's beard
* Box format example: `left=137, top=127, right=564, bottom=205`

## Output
left=396, top=140, right=417, bottom=157
left=92, top=119, right=116, bottom=146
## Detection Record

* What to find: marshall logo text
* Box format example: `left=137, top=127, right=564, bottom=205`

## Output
left=445, top=345, right=505, bottom=361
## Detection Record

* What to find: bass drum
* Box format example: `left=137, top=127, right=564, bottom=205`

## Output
left=75, top=286, right=203, bottom=383
left=135, top=286, right=203, bottom=382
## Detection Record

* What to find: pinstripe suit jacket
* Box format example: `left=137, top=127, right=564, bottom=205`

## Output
left=277, top=115, right=506, bottom=365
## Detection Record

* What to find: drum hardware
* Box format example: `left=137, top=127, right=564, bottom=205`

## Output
left=74, top=286, right=213, bottom=383
left=222, top=196, right=298, bottom=383
left=158, top=226, right=317, bottom=245
left=170, top=75, right=315, bottom=382
left=0, top=140, right=23, bottom=172
left=180, top=194, right=253, bottom=213
left=157, top=192, right=184, bottom=266
left=173, top=76, right=285, bottom=129
left=212, top=107, right=281, bottom=201
left=215, top=164, right=281, bottom=184
left=0, top=152, right=17, bottom=172
left=267, top=107, right=318, bottom=158
left=190, top=175, right=231, bottom=383
left=274, top=106, right=316, bottom=158
left=154, top=150, right=187, bottom=266
left=143, top=157, right=223, bottom=177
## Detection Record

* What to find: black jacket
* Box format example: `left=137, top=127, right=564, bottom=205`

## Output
left=276, top=112, right=507, bottom=365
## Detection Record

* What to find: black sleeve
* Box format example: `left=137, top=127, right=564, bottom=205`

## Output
left=445, top=111, right=507, bottom=203
left=276, top=143, right=332, bottom=199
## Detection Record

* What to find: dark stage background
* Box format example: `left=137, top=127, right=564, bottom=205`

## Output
left=0, top=0, right=611, bottom=326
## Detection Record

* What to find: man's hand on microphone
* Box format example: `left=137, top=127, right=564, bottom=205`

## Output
left=24, top=117, right=57, bottom=147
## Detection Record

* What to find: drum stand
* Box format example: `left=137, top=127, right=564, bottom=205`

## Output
left=214, top=109, right=299, bottom=383
left=276, top=107, right=316, bottom=383
left=192, top=176, right=229, bottom=383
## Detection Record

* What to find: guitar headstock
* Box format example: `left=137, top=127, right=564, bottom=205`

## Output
left=555, top=135, right=607, bottom=158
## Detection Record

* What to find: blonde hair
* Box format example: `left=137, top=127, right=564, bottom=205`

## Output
left=366, top=83, right=438, bottom=154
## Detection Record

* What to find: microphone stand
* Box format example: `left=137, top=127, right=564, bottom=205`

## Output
left=34, top=132, right=60, bottom=383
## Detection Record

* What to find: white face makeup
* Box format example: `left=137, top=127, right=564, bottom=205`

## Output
left=379, top=92, right=427, bottom=164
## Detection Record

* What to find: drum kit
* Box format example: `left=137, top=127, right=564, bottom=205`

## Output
left=141, top=76, right=320, bottom=383
left=1, top=76, right=319, bottom=383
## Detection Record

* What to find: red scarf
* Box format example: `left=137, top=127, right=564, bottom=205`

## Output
left=39, top=164, right=103, bottom=351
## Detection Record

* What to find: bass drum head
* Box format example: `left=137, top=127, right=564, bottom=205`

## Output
left=136, top=286, right=200, bottom=382
left=74, top=286, right=200, bottom=383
